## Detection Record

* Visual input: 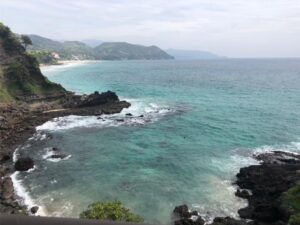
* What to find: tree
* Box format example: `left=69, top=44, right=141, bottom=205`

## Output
left=80, top=201, right=144, bottom=223
left=20, top=35, right=32, bottom=50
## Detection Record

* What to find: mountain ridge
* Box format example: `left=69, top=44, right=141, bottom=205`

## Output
left=27, top=35, right=173, bottom=61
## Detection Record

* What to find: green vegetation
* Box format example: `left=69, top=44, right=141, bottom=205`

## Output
left=80, top=201, right=144, bottom=223
left=283, top=183, right=300, bottom=225
left=0, top=22, right=23, bottom=53
left=0, top=22, right=66, bottom=102
left=94, top=42, right=174, bottom=60
left=28, top=50, right=58, bottom=65
left=27, top=35, right=173, bottom=61
left=20, top=35, right=32, bottom=50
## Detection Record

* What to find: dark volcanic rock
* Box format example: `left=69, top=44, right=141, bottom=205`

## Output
left=174, top=204, right=190, bottom=218
left=14, top=157, right=34, bottom=171
left=175, top=217, right=205, bottom=225
left=126, top=113, right=133, bottom=116
left=236, top=151, right=300, bottom=224
left=30, top=206, right=39, bottom=214
left=50, top=154, right=68, bottom=159
left=77, top=91, right=119, bottom=108
left=235, top=189, right=251, bottom=199
left=210, top=217, right=247, bottom=225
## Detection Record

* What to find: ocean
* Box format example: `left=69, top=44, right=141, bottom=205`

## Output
left=13, top=59, right=300, bottom=224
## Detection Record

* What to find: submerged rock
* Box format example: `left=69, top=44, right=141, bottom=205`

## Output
left=50, top=154, right=68, bottom=159
left=14, top=157, right=34, bottom=171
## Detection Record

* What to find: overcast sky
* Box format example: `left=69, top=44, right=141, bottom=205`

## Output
left=0, top=0, right=300, bottom=57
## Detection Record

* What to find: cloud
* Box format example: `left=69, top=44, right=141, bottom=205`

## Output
left=0, top=0, right=299, bottom=57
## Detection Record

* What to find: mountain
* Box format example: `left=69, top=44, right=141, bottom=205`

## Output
left=81, top=39, right=103, bottom=48
left=0, top=23, right=66, bottom=102
left=94, top=42, right=174, bottom=60
left=27, top=35, right=173, bottom=61
left=27, top=35, right=96, bottom=60
left=165, top=49, right=221, bottom=60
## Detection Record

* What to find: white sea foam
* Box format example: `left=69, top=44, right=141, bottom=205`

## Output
left=42, top=147, right=72, bottom=162
left=11, top=172, right=46, bottom=216
left=37, top=100, right=175, bottom=131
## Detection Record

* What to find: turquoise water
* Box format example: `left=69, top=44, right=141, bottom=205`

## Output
left=15, top=59, right=300, bottom=223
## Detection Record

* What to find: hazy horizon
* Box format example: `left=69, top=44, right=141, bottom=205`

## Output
left=1, top=0, right=300, bottom=58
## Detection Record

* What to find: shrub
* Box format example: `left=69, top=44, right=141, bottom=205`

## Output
left=80, top=201, right=144, bottom=223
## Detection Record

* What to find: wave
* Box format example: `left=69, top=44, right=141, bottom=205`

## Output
left=37, top=100, right=176, bottom=131
left=11, top=171, right=46, bottom=216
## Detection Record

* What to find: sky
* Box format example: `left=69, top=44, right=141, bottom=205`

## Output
left=0, top=0, right=300, bottom=58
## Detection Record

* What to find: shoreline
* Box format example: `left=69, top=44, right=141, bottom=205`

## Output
left=0, top=91, right=131, bottom=215
left=40, top=60, right=99, bottom=72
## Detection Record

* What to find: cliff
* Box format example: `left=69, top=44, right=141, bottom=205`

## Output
left=0, top=23, right=66, bottom=102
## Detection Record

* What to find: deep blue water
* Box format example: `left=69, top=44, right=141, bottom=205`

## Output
left=14, top=59, right=300, bottom=224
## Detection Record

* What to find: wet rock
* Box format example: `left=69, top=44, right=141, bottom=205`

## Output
left=30, top=206, right=39, bottom=214
left=116, top=119, right=124, bottom=122
left=126, top=113, right=133, bottom=116
left=235, top=189, right=251, bottom=199
left=14, top=157, right=34, bottom=171
left=174, top=204, right=190, bottom=218
left=139, top=115, right=144, bottom=117
left=175, top=217, right=205, bottom=225
left=50, top=154, right=68, bottom=159
left=210, top=217, right=247, bottom=225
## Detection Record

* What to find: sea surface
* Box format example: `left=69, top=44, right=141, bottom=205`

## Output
left=13, top=59, right=300, bottom=224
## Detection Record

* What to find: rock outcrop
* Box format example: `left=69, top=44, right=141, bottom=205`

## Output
left=14, top=157, right=34, bottom=171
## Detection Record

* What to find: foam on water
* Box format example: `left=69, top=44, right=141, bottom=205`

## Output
left=37, top=100, right=175, bottom=131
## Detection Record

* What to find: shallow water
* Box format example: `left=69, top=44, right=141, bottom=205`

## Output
left=14, top=59, right=300, bottom=223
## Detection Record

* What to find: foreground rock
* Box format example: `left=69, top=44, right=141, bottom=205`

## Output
left=173, top=205, right=205, bottom=225
left=14, top=157, right=34, bottom=171
left=174, top=151, right=300, bottom=225
left=236, top=151, right=300, bottom=224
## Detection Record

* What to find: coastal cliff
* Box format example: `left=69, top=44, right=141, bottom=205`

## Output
left=0, top=22, right=130, bottom=214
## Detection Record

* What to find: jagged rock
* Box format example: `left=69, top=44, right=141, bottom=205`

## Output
left=77, top=91, right=119, bottom=107
left=235, top=189, right=251, bottom=199
left=174, top=204, right=190, bottom=218
left=30, top=206, right=39, bottom=214
left=210, top=217, right=247, bottom=225
left=1, top=177, right=14, bottom=200
left=236, top=151, right=300, bottom=224
left=14, top=157, right=34, bottom=171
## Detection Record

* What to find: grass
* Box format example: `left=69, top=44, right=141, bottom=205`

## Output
left=283, top=182, right=300, bottom=225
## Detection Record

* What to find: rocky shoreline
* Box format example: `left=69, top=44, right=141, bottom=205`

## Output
left=173, top=151, right=300, bottom=225
left=0, top=90, right=130, bottom=214
left=0, top=94, right=299, bottom=225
